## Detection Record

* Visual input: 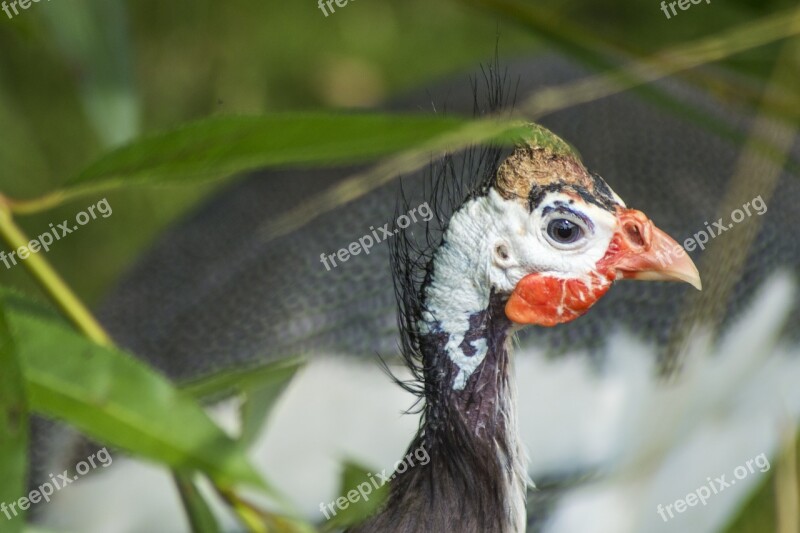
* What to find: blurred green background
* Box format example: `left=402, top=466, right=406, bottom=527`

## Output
left=0, top=0, right=798, bottom=531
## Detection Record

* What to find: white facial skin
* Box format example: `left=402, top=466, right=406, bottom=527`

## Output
left=485, top=189, right=620, bottom=293
left=421, top=188, right=623, bottom=390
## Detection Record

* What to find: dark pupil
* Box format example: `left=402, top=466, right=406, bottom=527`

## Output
left=548, top=219, right=582, bottom=243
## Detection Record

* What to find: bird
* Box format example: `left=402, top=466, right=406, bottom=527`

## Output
left=344, top=123, right=700, bottom=532
left=34, top=53, right=800, bottom=533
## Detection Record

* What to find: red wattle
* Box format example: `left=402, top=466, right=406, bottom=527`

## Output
left=505, top=271, right=614, bottom=326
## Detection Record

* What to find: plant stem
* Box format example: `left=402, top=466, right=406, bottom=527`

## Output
left=5, top=190, right=69, bottom=216
left=173, top=472, right=222, bottom=533
left=0, top=200, right=112, bottom=346
left=216, top=488, right=269, bottom=533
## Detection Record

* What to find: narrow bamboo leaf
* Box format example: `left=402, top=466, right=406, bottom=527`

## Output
left=0, top=301, right=27, bottom=532
left=65, top=113, right=523, bottom=191
left=181, top=358, right=305, bottom=402
left=239, top=360, right=304, bottom=447
left=173, top=472, right=221, bottom=533
left=181, top=358, right=304, bottom=447
left=2, top=291, right=266, bottom=491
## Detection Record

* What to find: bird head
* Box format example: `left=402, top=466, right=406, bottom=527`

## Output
left=470, top=137, right=702, bottom=328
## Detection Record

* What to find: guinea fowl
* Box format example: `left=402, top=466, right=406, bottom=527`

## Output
left=36, top=54, right=800, bottom=533
left=348, top=134, right=700, bottom=532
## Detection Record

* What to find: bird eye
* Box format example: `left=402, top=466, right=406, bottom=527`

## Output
left=546, top=218, right=584, bottom=245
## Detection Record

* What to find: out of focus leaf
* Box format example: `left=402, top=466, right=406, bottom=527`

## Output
left=181, top=357, right=304, bottom=447
left=322, top=461, right=389, bottom=530
left=181, top=358, right=305, bottom=402
left=239, top=360, right=304, bottom=447
left=725, top=434, right=800, bottom=533
left=0, top=299, right=27, bottom=533
left=62, top=113, right=528, bottom=190
left=1, top=290, right=267, bottom=491
left=173, top=472, right=221, bottom=533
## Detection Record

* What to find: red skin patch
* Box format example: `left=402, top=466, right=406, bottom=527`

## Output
left=505, top=233, right=625, bottom=327
left=505, top=271, right=614, bottom=327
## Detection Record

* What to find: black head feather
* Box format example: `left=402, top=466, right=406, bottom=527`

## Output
left=388, top=58, right=516, bottom=412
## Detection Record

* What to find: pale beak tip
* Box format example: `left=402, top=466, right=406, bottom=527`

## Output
left=668, top=254, right=702, bottom=291
left=683, top=270, right=703, bottom=291
left=641, top=253, right=702, bottom=291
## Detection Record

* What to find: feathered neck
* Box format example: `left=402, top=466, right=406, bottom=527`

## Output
left=353, top=192, right=528, bottom=533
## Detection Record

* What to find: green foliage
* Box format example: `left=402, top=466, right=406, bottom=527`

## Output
left=182, top=357, right=305, bottom=447
left=3, top=290, right=266, bottom=491
left=321, top=461, right=390, bottom=531
left=65, top=113, right=525, bottom=192
left=173, top=472, right=222, bottom=533
left=0, top=300, right=27, bottom=532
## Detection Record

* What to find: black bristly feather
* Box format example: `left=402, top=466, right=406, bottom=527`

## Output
left=387, top=57, right=515, bottom=414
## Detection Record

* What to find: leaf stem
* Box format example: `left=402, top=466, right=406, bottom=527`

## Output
left=217, top=488, right=269, bottom=533
left=5, top=190, right=69, bottom=216
left=0, top=199, right=112, bottom=346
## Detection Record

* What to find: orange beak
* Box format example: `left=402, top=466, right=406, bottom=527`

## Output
left=505, top=207, right=701, bottom=327
left=603, top=207, right=702, bottom=291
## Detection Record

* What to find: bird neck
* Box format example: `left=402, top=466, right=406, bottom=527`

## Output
left=396, top=195, right=528, bottom=531
left=415, top=279, right=527, bottom=533
left=353, top=194, right=528, bottom=532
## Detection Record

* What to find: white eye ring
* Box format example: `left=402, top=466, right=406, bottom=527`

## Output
left=541, top=210, right=591, bottom=250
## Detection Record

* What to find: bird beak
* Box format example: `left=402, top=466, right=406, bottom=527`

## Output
left=604, top=207, right=702, bottom=291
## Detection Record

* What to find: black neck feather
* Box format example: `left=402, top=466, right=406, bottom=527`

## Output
left=353, top=294, right=522, bottom=533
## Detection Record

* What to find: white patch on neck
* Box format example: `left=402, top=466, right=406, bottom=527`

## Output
left=420, top=192, right=502, bottom=389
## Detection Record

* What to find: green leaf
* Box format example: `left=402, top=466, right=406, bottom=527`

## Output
left=2, top=291, right=266, bottom=492
left=239, top=360, right=303, bottom=447
left=181, top=357, right=305, bottom=402
left=64, top=113, right=527, bottom=189
left=173, top=472, right=221, bottom=533
left=0, top=300, right=28, bottom=532
left=181, top=357, right=305, bottom=448
left=322, top=461, right=389, bottom=530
